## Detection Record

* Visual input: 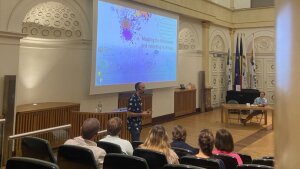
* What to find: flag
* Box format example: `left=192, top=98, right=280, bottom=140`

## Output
left=234, top=34, right=240, bottom=90
left=250, top=34, right=257, bottom=89
left=241, top=34, right=248, bottom=89
left=240, top=35, right=243, bottom=88
left=226, top=49, right=233, bottom=91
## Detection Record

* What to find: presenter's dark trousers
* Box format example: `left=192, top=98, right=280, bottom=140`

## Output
left=130, top=128, right=141, bottom=142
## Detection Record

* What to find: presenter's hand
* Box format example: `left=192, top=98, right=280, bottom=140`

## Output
left=146, top=109, right=152, bottom=117
left=142, top=110, right=151, bottom=117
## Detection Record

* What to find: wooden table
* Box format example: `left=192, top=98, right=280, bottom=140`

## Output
left=221, top=104, right=274, bottom=128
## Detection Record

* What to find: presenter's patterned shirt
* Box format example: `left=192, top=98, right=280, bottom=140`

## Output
left=127, top=93, right=142, bottom=131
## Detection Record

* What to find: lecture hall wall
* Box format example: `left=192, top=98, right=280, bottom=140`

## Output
left=0, top=0, right=274, bottom=118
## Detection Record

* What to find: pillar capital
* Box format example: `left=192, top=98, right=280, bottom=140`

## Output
left=202, top=21, right=211, bottom=29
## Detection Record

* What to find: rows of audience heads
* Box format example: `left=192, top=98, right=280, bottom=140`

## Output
left=69, top=117, right=241, bottom=168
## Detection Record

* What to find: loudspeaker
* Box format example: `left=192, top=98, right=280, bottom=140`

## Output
left=2, top=75, right=16, bottom=118
left=2, top=75, right=16, bottom=166
left=199, top=71, right=205, bottom=112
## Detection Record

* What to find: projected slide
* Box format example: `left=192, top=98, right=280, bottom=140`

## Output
left=95, top=0, right=177, bottom=86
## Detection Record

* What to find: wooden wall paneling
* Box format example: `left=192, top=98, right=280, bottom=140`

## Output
left=174, top=89, right=196, bottom=117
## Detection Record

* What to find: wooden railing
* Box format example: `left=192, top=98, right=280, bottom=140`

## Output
left=15, top=102, right=131, bottom=154
left=15, top=102, right=79, bottom=155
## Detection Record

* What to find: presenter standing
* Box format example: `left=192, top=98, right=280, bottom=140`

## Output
left=127, top=82, right=151, bottom=141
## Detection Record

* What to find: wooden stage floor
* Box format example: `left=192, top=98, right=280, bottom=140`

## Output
left=140, top=108, right=274, bottom=159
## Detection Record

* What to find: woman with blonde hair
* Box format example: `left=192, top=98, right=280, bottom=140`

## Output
left=139, top=125, right=179, bottom=164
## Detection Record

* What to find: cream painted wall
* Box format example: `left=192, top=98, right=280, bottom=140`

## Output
left=0, top=0, right=275, bottom=119
left=0, top=0, right=92, bottom=39
left=234, top=0, right=251, bottom=9
left=0, top=32, right=25, bottom=114
left=178, top=17, right=203, bottom=108
left=234, top=27, right=275, bottom=54
left=13, top=0, right=177, bottom=118
left=17, top=40, right=91, bottom=105
left=211, top=0, right=231, bottom=8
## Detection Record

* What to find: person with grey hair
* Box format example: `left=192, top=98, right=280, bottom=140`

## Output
left=65, top=118, right=106, bottom=169
left=100, top=117, right=133, bottom=155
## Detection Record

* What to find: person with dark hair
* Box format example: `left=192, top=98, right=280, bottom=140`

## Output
left=139, top=125, right=179, bottom=164
left=196, top=129, right=214, bottom=158
left=170, top=125, right=198, bottom=154
left=213, top=128, right=243, bottom=165
left=196, top=129, right=225, bottom=169
left=241, top=91, right=268, bottom=125
left=100, top=117, right=133, bottom=155
left=127, top=82, right=151, bottom=141
left=64, top=118, right=106, bottom=169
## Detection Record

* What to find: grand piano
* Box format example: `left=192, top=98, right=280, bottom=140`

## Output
left=226, top=89, right=260, bottom=104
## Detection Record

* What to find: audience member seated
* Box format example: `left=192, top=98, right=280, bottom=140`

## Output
left=139, top=125, right=179, bottom=164
left=241, top=91, right=268, bottom=125
left=170, top=125, right=198, bottom=155
left=212, top=128, right=243, bottom=165
left=100, top=117, right=133, bottom=155
left=195, top=129, right=214, bottom=158
left=64, top=118, right=106, bottom=169
left=195, top=129, right=226, bottom=169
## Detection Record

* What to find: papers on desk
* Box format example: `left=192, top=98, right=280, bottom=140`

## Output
left=112, top=107, right=128, bottom=112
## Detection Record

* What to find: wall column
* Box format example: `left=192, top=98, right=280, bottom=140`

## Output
left=230, top=0, right=234, bottom=9
left=202, top=21, right=210, bottom=87
left=0, top=31, right=25, bottom=165
left=276, top=0, right=300, bottom=168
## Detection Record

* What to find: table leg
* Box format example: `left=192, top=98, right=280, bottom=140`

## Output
left=264, top=110, right=267, bottom=125
left=225, top=109, right=228, bottom=124
left=272, top=110, right=274, bottom=129
left=221, top=107, right=224, bottom=123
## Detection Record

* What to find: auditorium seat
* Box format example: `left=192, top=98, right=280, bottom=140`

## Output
left=252, top=158, right=274, bottom=167
left=57, top=145, right=98, bottom=169
left=131, top=140, right=143, bottom=150
left=180, top=156, right=224, bottom=169
left=6, top=157, right=60, bottom=169
left=171, top=147, right=194, bottom=159
left=262, top=156, right=274, bottom=159
left=163, top=164, right=205, bottom=169
left=213, top=154, right=238, bottom=169
left=236, top=164, right=274, bottom=169
left=96, top=141, right=123, bottom=154
left=21, top=136, right=57, bottom=164
left=237, top=153, right=252, bottom=164
left=103, top=153, right=149, bottom=169
left=133, top=148, right=168, bottom=169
